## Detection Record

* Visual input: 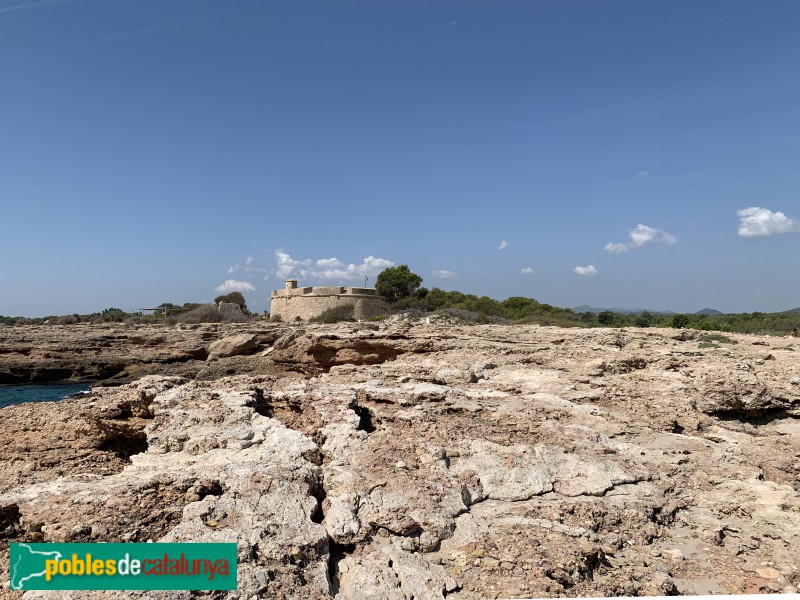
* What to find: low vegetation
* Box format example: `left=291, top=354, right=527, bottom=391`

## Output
left=0, top=307, right=131, bottom=326
left=167, top=304, right=250, bottom=324
left=392, top=288, right=585, bottom=327
left=365, top=267, right=800, bottom=336
left=310, top=304, right=355, bottom=324
left=698, top=333, right=738, bottom=345
left=0, top=300, right=256, bottom=326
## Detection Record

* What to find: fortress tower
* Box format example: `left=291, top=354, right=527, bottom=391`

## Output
left=270, top=280, right=385, bottom=322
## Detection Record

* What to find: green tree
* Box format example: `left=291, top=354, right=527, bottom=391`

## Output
left=375, top=265, right=423, bottom=303
left=214, top=292, right=247, bottom=309
left=634, top=311, right=653, bottom=328
left=421, top=287, right=448, bottom=310
left=598, top=310, right=615, bottom=326
left=671, top=313, right=690, bottom=329
left=692, top=318, right=713, bottom=331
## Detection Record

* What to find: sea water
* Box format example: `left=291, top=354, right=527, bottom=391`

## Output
left=0, top=383, right=91, bottom=410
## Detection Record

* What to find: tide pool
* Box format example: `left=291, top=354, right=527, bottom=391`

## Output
left=0, top=383, right=91, bottom=409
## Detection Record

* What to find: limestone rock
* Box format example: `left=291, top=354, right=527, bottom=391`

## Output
left=336, top=541, right=458, bottom=600
left=0, top=378, right=329, bottom=598
left=694, top=362, right=799, bottom=416
left=0, top=323, right=293, bottom=384
left=454, top=439, right=552, bottom=502
left=2, top=322, right=799, bottom=598
left=207, top=333, right=258, bottom=359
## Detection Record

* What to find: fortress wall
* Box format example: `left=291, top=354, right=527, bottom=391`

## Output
left=345, top=287, right=377, bottom=296
left=271, top=286, right=378, bottom=299
left=311, top=286, right=346, bottom=295
left=270, top=293, right=385, bottom=322
left=271, top=287, right=311, bottom=298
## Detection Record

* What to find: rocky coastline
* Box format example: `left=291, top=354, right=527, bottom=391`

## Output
left=1, top=320, right=798, bottom=598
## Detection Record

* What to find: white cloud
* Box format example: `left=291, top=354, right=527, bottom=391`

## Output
left=638, top=170, right=650, bottom=177
left=737, top=206, right=800, bottom=238
left=432, top=270, right=458, bottom=279
left=315, top=258, right=344, bottom=268
left=605, top=224, right=678, bottom=254
left=274, top=250, right=394, bottom=281
left=520, top=267, right=536, bottom=274
left=574, top=265, right=598, bottom=277
left=604, top=243, right=628, bottom=254
left=0, top=0, right=64, bottom=15
left=228, top=255, right=270, bottom=277
left=275, top=250, right=312, bottom=279
left=498, top=240, right=509, bottom=250
left=215, top=279, right=256, bottom=293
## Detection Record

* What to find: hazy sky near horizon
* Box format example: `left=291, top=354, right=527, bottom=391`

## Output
left=1, top=0, right=799, bottom=317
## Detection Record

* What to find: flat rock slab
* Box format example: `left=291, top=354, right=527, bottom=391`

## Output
left=207, top=333, right=259, bottom=359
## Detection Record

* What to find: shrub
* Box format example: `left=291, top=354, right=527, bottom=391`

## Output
left=698, top=333, right=737, bottom=345
left=101, top=307, right=128, bottom=322
left=390, top=308, right=428, bottom=321
left=437, top=308, right=508, bottom=325
left=125, top=315, right=159, bottom=325
left=169, top=304, right=250, bottom=324
left=366, top=314, right=389, bottom=322
left=310, top=304, right=355, bottom=324
left=54, top=315, right=79, bottom=325
left=698, top=341, right=720, bottom=349
left=691, top=318, right=714, bottom=331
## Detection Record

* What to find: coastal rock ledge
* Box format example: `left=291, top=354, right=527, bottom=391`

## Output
left=1, top=321, right=799, bottom=598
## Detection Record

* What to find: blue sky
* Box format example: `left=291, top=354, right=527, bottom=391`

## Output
left=1, top=0, right=799, bottom=316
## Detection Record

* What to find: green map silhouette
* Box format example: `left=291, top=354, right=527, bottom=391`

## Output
left=10, top=544, right=63, bottom=590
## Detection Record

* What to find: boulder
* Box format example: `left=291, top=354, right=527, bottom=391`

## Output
left=207, top=333, right=258, bottom=359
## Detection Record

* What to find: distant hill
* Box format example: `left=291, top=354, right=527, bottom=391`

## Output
left=572, top=305, right=599, bottom=313
left=572, top=305, right=793, bottom=316
left=572, top=305, right=675, bottom=316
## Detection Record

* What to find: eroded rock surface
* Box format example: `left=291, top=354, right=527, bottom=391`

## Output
left=1, top=322, right=799, bottom=598
left=0, top=323, right=288, bottom=384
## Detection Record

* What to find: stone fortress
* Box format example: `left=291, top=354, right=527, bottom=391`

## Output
left=270, top=279, right=385, bottom=322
